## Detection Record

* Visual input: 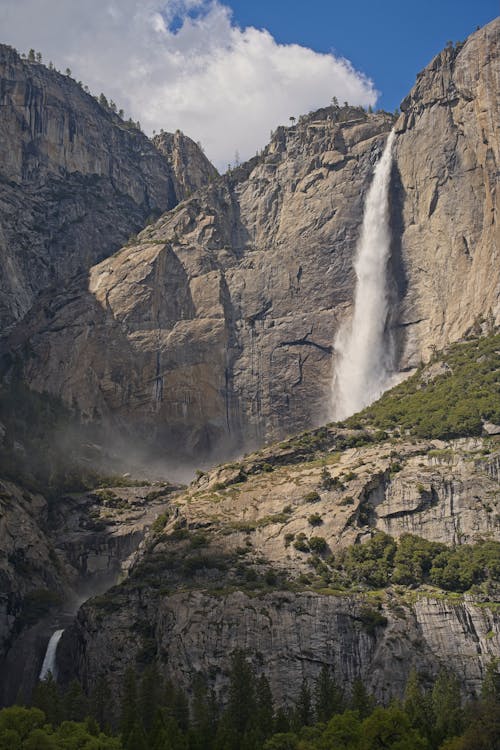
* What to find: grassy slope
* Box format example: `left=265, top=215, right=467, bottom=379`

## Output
left=342, top=332, right=500, bottom=439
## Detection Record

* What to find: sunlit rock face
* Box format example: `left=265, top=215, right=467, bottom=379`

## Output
left=60, top=435, right=500, bottom=705
left=0, top=44, right=217, bottom=329
left=4, top=20, right=499, bottom=460
left=8, top=109, right=394, bottom=457
left=395, top=19, right=500, bottom=365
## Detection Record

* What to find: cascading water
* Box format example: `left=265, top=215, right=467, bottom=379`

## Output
left=332, top=130, right=397, bottom=420
left=39, top=629, right=64, bottom=681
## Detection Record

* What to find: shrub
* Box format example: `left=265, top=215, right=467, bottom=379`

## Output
left=358, top=606, right=388, bottom=635
left=294, top=534, right=310, bottom=553
left=339, top=496, right=355, bottom=506
left=308, top=536, right=328, bottom=554
left=304, top=491, right=320, bottom=503
left=308, top=513, right=323, bottom=527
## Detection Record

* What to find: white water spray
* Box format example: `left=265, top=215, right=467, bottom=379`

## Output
left=332, top=130, right=396, bottom=420
left=39, top=629, right=64, bottom=681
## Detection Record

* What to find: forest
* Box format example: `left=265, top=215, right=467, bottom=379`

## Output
left=1, top=652, right=498, bottom=749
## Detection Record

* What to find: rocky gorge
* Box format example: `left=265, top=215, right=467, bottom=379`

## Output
left=0, top=17, right=498, bottom=724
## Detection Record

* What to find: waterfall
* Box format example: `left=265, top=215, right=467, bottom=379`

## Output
left=332, top=130, right=396, bottom=420
left=39, top=629, right=64, bottom=681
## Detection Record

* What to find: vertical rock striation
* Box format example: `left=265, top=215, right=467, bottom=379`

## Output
left=395, top=19, right=499, bottom=364
left=0, top=44, right=217, bottom=329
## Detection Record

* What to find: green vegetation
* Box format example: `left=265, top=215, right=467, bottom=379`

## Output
left=328, top=532, right=500, bottom=594
left=307, top=513, right=323, bottom=527
left=303, top=491, right=320, bottom=503
left=308, top=536, right=328, bottom=554
left=344, top=332, right=500, bottom=439
left=3, top=654, right=498, bottom=749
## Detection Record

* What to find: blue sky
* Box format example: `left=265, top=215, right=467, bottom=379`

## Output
left=226, top=0, right=499, bottom=111
left=0, top=0, right=497, bottom=166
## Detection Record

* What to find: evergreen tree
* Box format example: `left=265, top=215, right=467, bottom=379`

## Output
left=90, top=674, right=114, bottom=732
left=404, top=669, right=432, bottom=740
left=28, top=49, right=36, bottom=62
left=293, top=679, right=313, bottom=730
left=173, top=688, right=190, bottom=733
left=63, top=679, right=88, bottom=722
left=431, top=669, right=463, bottom=745
left=273, top=707, right=291, bottom=735
left=125, top=720, right=148, bottom=750
left=139, top=664, right=163, bottom=734
left=314, top=665, right=343, bottom=723
left=256, top=674, right=275, bottom=742
left=226, top=651, right=256, bottom=734
left=189, top=674, right=218, bottom=750
left=481, top=658, right=500, bottom=705
left=32, top=673, right=62, bottom=726
left=349, top=677, right=375, bottom=720
left=120, top=667, right=138, bottom=744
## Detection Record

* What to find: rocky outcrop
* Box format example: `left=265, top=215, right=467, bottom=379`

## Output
left=8, top=109, right=394, bottom=456
left=58, top=434, right=500, bottom=703
left=0, top=44, right=216, bottom=328
left=395, top=21, right=500, bottom=363
left=64, top=587, right=498, bottom=706
left=5, top=21, right=498, bottom=458
left=0, top=478, right=178, bottom=704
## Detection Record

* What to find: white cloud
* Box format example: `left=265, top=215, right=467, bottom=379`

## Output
left=0, top=0, right=378, bottom=169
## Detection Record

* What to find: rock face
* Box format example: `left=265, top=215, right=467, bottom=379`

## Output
left=395, top=21, right=500, bottom=363
left=0, top=478, right=177, bottom=704
left=66, top=589, right=498, bottom=706
left=60, top=434, right=500, bottom=705
left=5, top=21, right=498, bottom=458
left=10, top=110, right=395, bottom=456
left=0, top=44, right=217, bottom=329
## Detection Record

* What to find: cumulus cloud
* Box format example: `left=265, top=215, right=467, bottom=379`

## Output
left=0, top=0, right=378, bottom=168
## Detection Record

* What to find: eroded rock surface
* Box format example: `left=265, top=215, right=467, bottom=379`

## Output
left=0, top=44, right=217, bottom=328
left=6, top=21, right=499, bottom=458
left=61, top=434, right=500, bottom=704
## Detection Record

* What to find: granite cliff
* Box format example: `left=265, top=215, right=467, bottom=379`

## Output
left=0, top=20, right=499, bottom=716
left=4, top=20, right=498, bottom=460
left=58, top=422, right=500, bottom=705
left=0, top=44, right=217, bottom=329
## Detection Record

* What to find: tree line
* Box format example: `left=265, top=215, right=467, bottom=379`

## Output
left=0, top=652, right=498, bottom=749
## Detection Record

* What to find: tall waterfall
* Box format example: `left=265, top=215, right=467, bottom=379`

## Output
left=39, top=629, right=64, bottom=681
left=332, top=130, right=396, bottom=420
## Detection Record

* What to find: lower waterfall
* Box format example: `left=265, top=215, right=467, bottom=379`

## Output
left=332, top=129, right=397, bottom=420
left=39, top=629, right=64, bottom=681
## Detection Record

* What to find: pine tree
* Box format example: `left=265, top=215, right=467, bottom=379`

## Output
left=432, top=669, right=463, bottom=744
left=255, top=674, right=274, bottom=741
left=293, top=679, right=313, bottom=730
left=125, top=720, right=148, bottom=750
left=63, top=679, right=88, bottom=722
left=350, top=677, right=375, bottom=719
left=28, top=49, right=36, bottom=62
left=139, top=664, right=163, bottom=734
left=90, top=674, right=113, bottom=732
left=32, top=673, right=62, bottom=726
left=404, top=669, right=431, bottom=740
left=226, top=651, right=256, bottom=735
left=314, top=665, right=343, bottom=723
left=120, top=667, right=138, bottom=743
left=481, top=658, right=500, bottom=705
left=190, top=674, right=218, bottom=750
left=273, top=706, right=291, bottom=734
